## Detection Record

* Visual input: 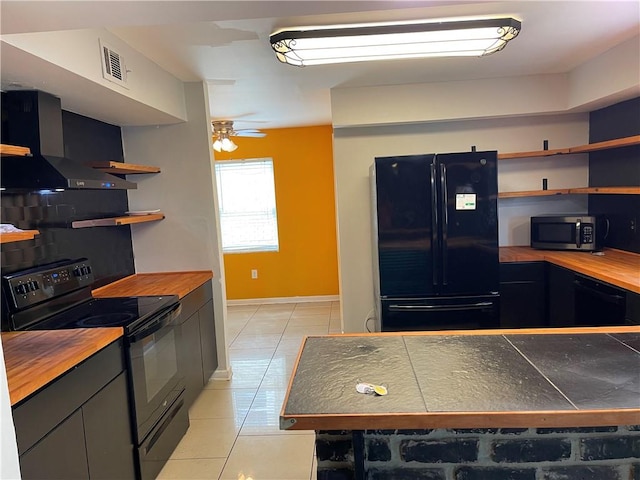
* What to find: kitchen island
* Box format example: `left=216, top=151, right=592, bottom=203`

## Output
left=281, top=327, right=640, bottom=479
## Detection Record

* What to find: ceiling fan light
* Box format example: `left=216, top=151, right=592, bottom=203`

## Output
left=221, top=137, right=238, bottom=152
left=270, top=17, right=521, bottom=66
left=213, top=139, right=223, bottom=152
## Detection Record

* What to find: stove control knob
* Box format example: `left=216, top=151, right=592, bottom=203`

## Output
left=15, top=284, right=27, bottom=295
left=82, top=266, right=90, bottom=275
left=73, top=267, right=83, bottom=277
left=28, top=281, right=39, bottom=291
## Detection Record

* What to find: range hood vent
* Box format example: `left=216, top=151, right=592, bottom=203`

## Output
left=1, top=154, right=137, bottom=190
left=1, top=90, right=136, bottom=191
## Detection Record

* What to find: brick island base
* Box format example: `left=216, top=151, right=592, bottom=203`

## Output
left=316, top=426, right=640, bottom=480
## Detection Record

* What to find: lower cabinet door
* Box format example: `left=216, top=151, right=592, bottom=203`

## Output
left=20, top=410, right=89, bottom=480
left=548, top=264, right=576, bottom=327
left=500, top=262, right=547, bottom=329
left=83, top=372, right=136, bottom=479
left=181, top=312, right=204, bottom=409
left=199, top=300, right=218, bottom=384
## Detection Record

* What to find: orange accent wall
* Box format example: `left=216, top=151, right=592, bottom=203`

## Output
left=214, top=125, right=339, bottom=300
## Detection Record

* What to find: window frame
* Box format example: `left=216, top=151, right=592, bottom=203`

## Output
left=214, top=157, right=280, bottom=254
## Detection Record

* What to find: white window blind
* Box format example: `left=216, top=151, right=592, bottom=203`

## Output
left=214, top=158, right=279, bottom=253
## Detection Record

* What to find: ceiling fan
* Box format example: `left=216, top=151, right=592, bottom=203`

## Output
left=211, top=120, right=266, bottom=152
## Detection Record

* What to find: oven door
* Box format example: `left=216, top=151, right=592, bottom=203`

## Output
left=127, top=303, right=184, bottom=444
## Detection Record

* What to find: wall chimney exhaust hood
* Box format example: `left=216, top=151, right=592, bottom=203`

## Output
left=1, top=90, right=136, bottom=191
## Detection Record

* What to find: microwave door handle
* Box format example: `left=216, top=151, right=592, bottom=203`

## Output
left=576, top=219, right=582, bottom=248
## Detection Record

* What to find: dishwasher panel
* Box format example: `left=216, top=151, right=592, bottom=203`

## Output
left=573, top=274, right=627, bottom=326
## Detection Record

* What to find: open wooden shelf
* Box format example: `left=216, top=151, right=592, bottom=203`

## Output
left=569, top=186, right=640, bottom=195
left=0, top=144, right=31, bottom=156
left=499, top=186, right=640, bottom=199
left=498, top=189, right=570, bottom=199
left=71, top=213, right=165, bottom=229
left=497, top=135, right=640, bottom=160
left=86, top=161, right=161, bottom=174
left=0, top=230, right=40, bottom=244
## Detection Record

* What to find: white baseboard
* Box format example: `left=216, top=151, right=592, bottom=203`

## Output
left=210, top=367, right=233, bottom=381
left=227, top=295, right=340, bottom=306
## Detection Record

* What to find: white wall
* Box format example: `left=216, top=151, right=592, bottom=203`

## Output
left=121, top=82, right=230, bottom=379
left=331, top=74, right=569, bottom=128
left=1, top=29, right=187, bottom=125
left=332, top=114, right=589, bottom=333
left=568, top=35, right=640, bottom=112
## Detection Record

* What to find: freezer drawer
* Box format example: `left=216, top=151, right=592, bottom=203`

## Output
left=380, top=296, right=499, bottom=332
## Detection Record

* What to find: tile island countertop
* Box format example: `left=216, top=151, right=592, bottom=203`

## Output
left=280, top=327, right=640, bottom=431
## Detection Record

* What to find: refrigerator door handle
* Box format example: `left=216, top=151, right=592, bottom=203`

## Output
left=430, top=162, right=439, bottom=286
left=389, top=302, right=494, bottom=312
left=440, top=163, right=449, bottom=285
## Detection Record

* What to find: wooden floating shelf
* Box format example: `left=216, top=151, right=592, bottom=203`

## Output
left=72, top=213, right=165, bottom=229
left=569, top=186, right=640, bottom=195
left=0, top=144, right=31, bottom=157
left=499, top=187, right=640, bottom=198
left=498, top=148, right=570, bottom=160
left=499, top=189, right=570, bottom=198
left=0, top=230, right=40, bottom=244
left=498, top=135, right=640, bottom=160
left=86, top=161, right=161, bottom=174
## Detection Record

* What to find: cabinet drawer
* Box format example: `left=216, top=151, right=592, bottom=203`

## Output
left=13, top=340, right=124, bottom=454
left=179, top=281, right=213, bottom=324
left=500, top=262, right=546, bottom=283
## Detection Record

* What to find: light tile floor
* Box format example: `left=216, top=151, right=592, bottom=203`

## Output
left=158, top=301, right=342, bottom=480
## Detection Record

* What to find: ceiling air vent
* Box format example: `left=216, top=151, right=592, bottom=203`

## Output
left=99, top=39, right=129, bottom=89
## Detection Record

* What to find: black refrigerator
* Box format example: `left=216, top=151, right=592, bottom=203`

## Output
left=370, top=151, right=500, bottom=331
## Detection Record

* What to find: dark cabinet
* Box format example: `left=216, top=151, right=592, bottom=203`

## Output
left=499, top=262, right=547, bottom=328
left=19, top=410, right=89, bottom=480
left=177, top=281, right=218, bottom=410
left=181, top=309, right=205, bottom=409
left=199, top=299, right=218, bottom=385
left=83, top=373, right=137, bottom=479
left=627, top=291, right=640, bottom=324
left=547, top=264, right=576, bottom=327
left=13, top=341, right=136, bottom=480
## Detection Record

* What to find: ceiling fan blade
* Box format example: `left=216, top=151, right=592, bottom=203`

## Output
left=234, top=131, right=267, bottom=138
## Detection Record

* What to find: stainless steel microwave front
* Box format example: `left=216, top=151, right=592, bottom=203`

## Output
left=530, top=215, right=604, bottom=251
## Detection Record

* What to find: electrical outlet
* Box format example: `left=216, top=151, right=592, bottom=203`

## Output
left=251, top=269, right=258, bottom=279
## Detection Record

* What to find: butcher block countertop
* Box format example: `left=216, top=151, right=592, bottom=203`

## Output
left=281, top=326, right=640, bottom=431
left=499, top=247, right=640, bottom=293
left=2, top=328, right=123, bottom=406
left=92, top=271, right=213, bottom=299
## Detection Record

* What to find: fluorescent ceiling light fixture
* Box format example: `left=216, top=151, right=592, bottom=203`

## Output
left=270, top=18, right=521, bottom=66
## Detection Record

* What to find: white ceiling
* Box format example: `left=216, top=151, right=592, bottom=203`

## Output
left=1, top=1, right=639, bottom=130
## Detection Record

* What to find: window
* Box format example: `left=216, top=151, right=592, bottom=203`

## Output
left=214, top=158, right=279, bottom=253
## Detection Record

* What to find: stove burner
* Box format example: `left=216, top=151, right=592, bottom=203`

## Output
left=76, top=312, right=138, bottom=327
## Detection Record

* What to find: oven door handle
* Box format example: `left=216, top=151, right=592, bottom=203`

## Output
left=130, top=303, right=182, bottom=343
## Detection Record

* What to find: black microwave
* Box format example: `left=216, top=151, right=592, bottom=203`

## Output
left=530, top=215, right=606, bottom=251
